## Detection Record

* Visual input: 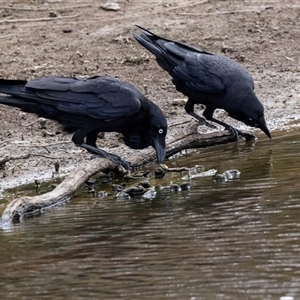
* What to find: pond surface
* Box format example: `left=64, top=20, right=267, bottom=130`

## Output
left=0, top=129, right=300, bottom=300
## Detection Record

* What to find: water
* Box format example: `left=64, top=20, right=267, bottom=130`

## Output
left=0, top=130, right=300, bottom=299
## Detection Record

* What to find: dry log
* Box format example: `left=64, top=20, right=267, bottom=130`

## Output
left=1, top=158, right=113, bottom=225
left=1, top=120, right=246, bottom=226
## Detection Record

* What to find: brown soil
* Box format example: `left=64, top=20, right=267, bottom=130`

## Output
left=0, top=0, right=300, bottom=190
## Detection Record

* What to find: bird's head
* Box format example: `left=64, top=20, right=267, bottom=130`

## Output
left=147, top=112, right=167, bottom=163
left=244, top=113, right=271, bottom=139
left=123, top=104, right=167, bottom=163
left=230, top=93, right=271, bottom=139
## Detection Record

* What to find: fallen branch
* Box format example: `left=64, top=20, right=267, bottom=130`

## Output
left=1, top=120, right=245, bottom=226
left=1, top=158, right=114, bottom=226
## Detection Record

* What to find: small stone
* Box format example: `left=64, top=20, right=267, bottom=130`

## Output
left=138, top=180, right=151, bottom=189
left=155, top=167, right=166, bottom=179
left=171, top=98, right=187, bottom=106
left=97, top=191, right=107, bottom=198
left=180, top=182, right=190, bottom=191
left=115, top=191, right=130, bottom=201
left=100, top=2, right=120, bottom=11
left=62, top=29, right=72, bottom=34
left=142, top=187, right=156, bottom=199
left=170, top=183, right=181, bottom=192
left=49, top=11, right=58, bottom=18
left=123, top=186, right=145, bottom=197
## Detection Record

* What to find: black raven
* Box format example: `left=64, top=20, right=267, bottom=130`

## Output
left=0, top=76, right=167, bottom=169
left=133, top=26, right=271, bottom=140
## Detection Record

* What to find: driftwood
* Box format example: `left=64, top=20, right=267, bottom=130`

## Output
left=1, top=120, right=244, bottom=226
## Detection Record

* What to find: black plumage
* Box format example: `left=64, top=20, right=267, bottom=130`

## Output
left=133, top=26, right=271, bottom=140
left=0, top=76, right=167, bottom=169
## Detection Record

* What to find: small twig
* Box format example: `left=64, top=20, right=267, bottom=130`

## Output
left=31, top=153, right=59, bottom=160
left=18, top=141, right=72, bottom=148
left=0, top=14, right=81, bottom=24
left=160, top=164, right=190, bottom=172
left=0, top=6, right=45, bottom=11
left=0, top=4, right=92, bottom=11
left=22, top=117, right=47, bottom=127
left=1, top=152, right=61, bottom=164
left=169, top=120, right=194, bottom=128
left=41, top=130, right=56, bottom=137
left=0, top=153, right=10, bottom=165
left=0, top=34, right=15, bottom=39
left=0, top=6, right=48, bottom=11
left=0, top=140, right=11, bottom=146
left=10, top=153, right=30, bottom=160
left=178, top=9, right=261, bottom=16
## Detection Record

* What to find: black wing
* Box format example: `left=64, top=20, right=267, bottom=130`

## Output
left=20, top=76, right=142, bottom=120
left=133, top=26, right=227, bottom=93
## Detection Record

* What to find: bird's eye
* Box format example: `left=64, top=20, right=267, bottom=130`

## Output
left=158, top=129, right=164, bottom=134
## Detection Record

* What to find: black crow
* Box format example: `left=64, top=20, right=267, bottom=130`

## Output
left=133, top=26, right=271, bottom=140
left=0, top=76, right=167, bottom=169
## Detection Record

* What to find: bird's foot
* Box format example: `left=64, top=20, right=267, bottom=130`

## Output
left=80, top=143, right=132, bottom=170
left=240, top=131, right=256, bottom=141
left=196, top=118, right=217, bottom=129
left=189, top=112, right=217, bottom=129
left=224, top=126, right=256, bottom=142
left=202, top=121, right=217, bottom=129
left=224, top=125, right=240, bottom=142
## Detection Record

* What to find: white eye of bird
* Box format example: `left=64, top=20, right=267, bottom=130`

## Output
left=158, top=129, right=164, bottom=134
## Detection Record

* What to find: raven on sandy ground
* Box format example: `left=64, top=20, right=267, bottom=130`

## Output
left=133, top=26, right=271, bottom=140
left=0, top=76, right=167, bottom=169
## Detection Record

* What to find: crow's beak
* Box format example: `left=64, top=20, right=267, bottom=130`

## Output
left=152, top=135, right=166, bottom=163
left=256, top=116, right=271, bottom=139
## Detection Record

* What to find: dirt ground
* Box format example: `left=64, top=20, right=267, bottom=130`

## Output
left=0, top=0, right=300, bottom=191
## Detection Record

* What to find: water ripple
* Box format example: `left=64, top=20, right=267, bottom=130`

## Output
left=1, top=131, right=300, bottom=299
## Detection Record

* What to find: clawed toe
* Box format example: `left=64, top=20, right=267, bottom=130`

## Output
left=224, top=126, right=256, bottom=142
left=80, top=143, right=132, bottom=170
left=198, top=119, right=217, bottom=129
left=241, top=132, right=256, bottom=141
left=224, top=125, right=240, bottom=142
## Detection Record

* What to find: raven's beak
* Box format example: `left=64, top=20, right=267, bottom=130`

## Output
left=257, top=116, right=271, bottom=139
left=152, top=135, right=166, bottom=163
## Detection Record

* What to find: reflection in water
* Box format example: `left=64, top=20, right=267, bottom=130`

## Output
left=0, top=130, right=300, bottom=299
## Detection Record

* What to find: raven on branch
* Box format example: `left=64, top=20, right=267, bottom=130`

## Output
left=0, top=76, right=167, bottom=169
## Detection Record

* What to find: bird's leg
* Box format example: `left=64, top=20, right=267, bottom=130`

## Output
left=86, top=130, right=100, bottom=148
left=210, top=117, right=240, bottom=141
left=203, top=106, right=255, bottom=141
left=185, top=101, right=216, bottom=129
left=72, top=129, right=132, bottom=169
left=79, top=143, right=132, bottom=170
left=188, top=112, right=217, bottom=129
left=209, top=117, right=256, bottom=142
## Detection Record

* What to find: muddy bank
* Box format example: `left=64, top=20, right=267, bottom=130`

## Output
left=0, top=0, right=300, bottom=190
